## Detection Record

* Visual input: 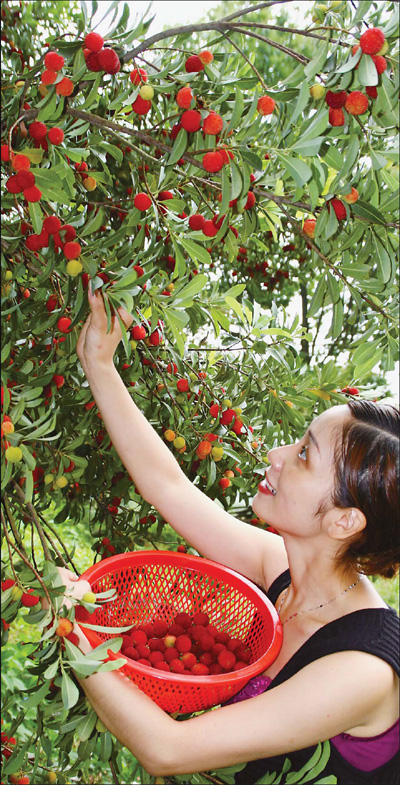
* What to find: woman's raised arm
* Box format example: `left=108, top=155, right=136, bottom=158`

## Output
left=76, top=287, right=287, bottom=588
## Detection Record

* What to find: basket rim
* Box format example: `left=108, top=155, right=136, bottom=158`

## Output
left=76, top=550, right=283, bottom=686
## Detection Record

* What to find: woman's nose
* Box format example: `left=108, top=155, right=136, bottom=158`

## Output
left=267, top=442, right=294, bottom=469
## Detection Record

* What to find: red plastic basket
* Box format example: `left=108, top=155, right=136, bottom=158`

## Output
left=75, top=551, right=282, bottom=714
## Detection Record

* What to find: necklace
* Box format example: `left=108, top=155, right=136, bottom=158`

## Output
left=276, top=576, right=364, bottom=625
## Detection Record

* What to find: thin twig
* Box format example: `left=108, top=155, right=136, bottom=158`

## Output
left=12, top=480, right=52, bottom=561
left=220, top=31, right=268, bottom=92
left=230, top=26, right=310, bottom=64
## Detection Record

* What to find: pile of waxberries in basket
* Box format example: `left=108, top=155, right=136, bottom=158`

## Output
left=120, top=611, right=252, bottom=675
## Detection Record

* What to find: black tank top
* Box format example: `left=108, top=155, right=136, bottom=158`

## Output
left=233, top=570, right=400, bottom=785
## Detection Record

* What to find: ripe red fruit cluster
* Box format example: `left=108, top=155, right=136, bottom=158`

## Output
left=329, top=198, right=347, bottom=221
left=120, top=611, right=252, bottom=675
left=185, top=55, right=205, bottom=73
left=84, top=35, right=121, bottom=74
left=131, top=95, right=152, bottom=115
left=1, top=729, right=16, bottom=760
left=5, top=147, right=42, bottom=202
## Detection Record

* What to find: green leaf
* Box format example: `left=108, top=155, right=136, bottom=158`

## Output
left=277, top=154, right=312, bottom=188
left=61, top=670, right=80, bottom=710
left=225, top=295, right=245, bottom=323
left=227, top=86, right=245, bottom=133
left=351, top=200, right=386, bottom=225
left=179, top=238, right=211, bottom=266
left=358, top=54, right=378, bottom=86
left=230, top=160, right=243, bottom=200
left=75, top=708, right=98, bottom=741
left=337, top=135, right=359, bottom=180
left=323, top=145, right=343, bottom=171
left=330, top=299, right=344, bottom=340
left=82, top=72, right=102, bottom=109
left=336, top=48, right=362, bottom=74
left=167, top=128, right=187, bottom=166
left=99, top=730, right=113, bottom=762
left=28, top=201, right=43, bottom=234
left=174, top=274, right=208, bottom=304
left=37, top=91, right=58, bottom=123
left=290, top=137, right=325, bottom=156
left=304, top=37, right=330, bottom=79
left=81, top=207, right=105, bottom=236
left=300, top=109, right=329, bottom=141
left=373, top=234, right=392, bottom=282
left=22, top=679, right=51, bottom=708
left=369, top=149, right=387, bottom=170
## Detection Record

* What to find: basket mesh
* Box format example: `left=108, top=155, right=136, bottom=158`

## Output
left=76, top=553, right=281, bottom=714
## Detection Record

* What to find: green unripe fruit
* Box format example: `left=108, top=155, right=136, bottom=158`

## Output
left=10, top=585, right=23, bottom=601
left=211, top=446, right=224, bottom=461
left=222, top=399, right=232, bottom=407
left=189, top=372, right=197, bottom=382
left=262, top=456, right=270, bottom=464
left=66, top=259, right=83, bottom=277
left=309, top=84, right=325, bottom=100
left=173, top=436, right=185, bottom=449
left=5, top=446, right=23, bottom=463
left=5, top=270, right=13, bottom=281
left=130, top=339, right=138, bottom=350
left=139, top=85, right=154, bottom=100
left=175, top=394, right=185, bottom=404
left=376, top=40, right=389, bottom=56
left=96, top=718, right=107, bottom=732
left=44, top=474, right=54, bottom=485
left=55, top=475, right=68, bottom=489
left=82, top=591, right=96, bottom=604
left=46, top=772, right=57, bottom=784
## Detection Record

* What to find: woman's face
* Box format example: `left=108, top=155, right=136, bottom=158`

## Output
left=252, top=405, right=352, bottom=535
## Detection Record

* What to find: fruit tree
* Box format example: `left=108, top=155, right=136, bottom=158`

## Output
left=1, top=0, right=399, bottom=782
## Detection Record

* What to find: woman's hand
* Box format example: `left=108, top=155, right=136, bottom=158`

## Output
left=40, top=566, right=92, bottom=612
left=40, top=566, right=94, bottom=654
left=76, top=285, right=134, bottom=371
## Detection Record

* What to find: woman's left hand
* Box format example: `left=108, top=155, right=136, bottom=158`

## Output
left=41, top=566, right=94, bottom=654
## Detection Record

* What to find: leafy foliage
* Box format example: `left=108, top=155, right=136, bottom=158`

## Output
left=1, top=0, right=399, bottom=782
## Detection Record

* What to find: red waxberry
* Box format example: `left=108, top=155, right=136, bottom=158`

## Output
left=41, top=69, right=57, bottom=85
left=130, top=67, right=148, bottom=85
left=48, top=127, right=64, bottom=145
left=191, top=662, right=209, bottom=675
left=15, top=170, right=35, bottom=189
left=153, top=618, right=168, bottom=637
left=345, top=91, right=369, bottom=116
left=371, top=54, right=387, bottom=75
left=131, top=325, right=146, bottom=340
left=25, top=234, right=42, bottom=251
left=244, top=191, right=256, bottom=210
left=170, top=658, right=185, bottom=673
left=23, top=185, right=42, bottom=202
left=366, top=85, right=378, bottom=99
left=56, top=77, right=74, bottom=96
left=174, top=612, right=192, bottom=629
left=12, top=153, right=30, bottom=171
left=85, top=32, right=104, bottom=53
left=44, top=51, right=65, bottom=71
left=86, top=52, right=102, bottom=71
left=43, top=215, right=62, bottom=234
left=59, top=224, right=77, bottom=242
left=329, top=198, right=347, bottom=221
left=64, top=241, right=81, bottom=259
left=175, top=634, right=192, bottom=653
left=189, top=213, right=205, bottom=231
left=29, top=121, right=47, bottom=141
left=1, top=579, right=16, bottom=591
left=177, top=378, right=189, bottom=392
left=176, top=87, right=193, bottom=108
left=158, top=190, right=173, bottom=201
left=181, top=652, right=197, bottom=669
left=202, top=220, right=219, bottom=237
left=341, top=386, right=360, bottom=395
left=132, top=95, right=151, bottom=115
left=1, top=143, right=12, bottom=161
left=329, top=108, right=345, bottom=126
left=203, top=112, right=223, bottom=135
left=199, top=50, right=214, bottom=65
left=181, top=109, right=202, bottom=133
left=257, top=95, right=276, bottom=115
left=21, top=589, right=39, bottom=607
left=57, top=317, right=72, bottom=333
left=164, top=646, right=179, bottom=663
left=192, top=611, right=209, bottom=626
left=220, top=408, right=235, bottom=425
left=134, top=192, right=152, bottom=211
left=136, top=644, right=151, bottom=659
left=203, top=151, right=224, bottom=173
left=325, top=90, right=348, bottom=109
left=149, top=650, right=165, bottom=665
left=185, top=55, right=204, bottom=73
left=98, top=48, right=120, bottom=74
left=359, top=27, right=385, bottom=55
left=130, top=629, right=148, bottom=646
left=133, top=265, right=144, bottom=277
left=6, top=175, right=23, bottom=193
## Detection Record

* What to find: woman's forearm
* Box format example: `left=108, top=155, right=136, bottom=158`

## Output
left=74, top=665, right=177, bottom=776
left=82, top=362, right=184, bottom=502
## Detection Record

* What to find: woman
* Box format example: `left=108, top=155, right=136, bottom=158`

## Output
left=55, top=287, right=399, bottom=784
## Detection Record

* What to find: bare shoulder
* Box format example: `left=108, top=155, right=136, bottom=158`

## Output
left=258, top=531, right=289, bottom=592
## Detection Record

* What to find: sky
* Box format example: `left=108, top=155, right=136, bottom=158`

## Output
left=91, top=1, right=398, bottom=400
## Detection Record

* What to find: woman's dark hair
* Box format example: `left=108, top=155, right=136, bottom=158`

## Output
left=331, top=399, right=399, bottom=578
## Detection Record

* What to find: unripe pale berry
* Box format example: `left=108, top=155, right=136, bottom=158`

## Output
left=66, top=259, right=83, bottom=276
left=5, top=446, right=23, bottom=462
left=139, top=85, right=154, bottom=100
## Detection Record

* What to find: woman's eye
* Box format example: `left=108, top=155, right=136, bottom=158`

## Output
left=298, top=445, right=308, bottom=461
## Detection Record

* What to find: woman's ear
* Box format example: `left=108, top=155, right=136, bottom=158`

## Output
left=325, top=507, right=367, bottom=541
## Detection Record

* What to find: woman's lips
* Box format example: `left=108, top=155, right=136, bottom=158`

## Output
left=258, top=478, right=276, bottom=495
